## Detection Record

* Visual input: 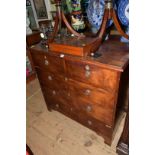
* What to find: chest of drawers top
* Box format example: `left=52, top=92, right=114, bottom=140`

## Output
left=30, top=38, right=129, bottom=72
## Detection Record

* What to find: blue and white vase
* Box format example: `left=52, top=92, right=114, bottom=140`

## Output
left=86, top=0, right=113, bottom=33
left=86, top=0, right=105, bottom=32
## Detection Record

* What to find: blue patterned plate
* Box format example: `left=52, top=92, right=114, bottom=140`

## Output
left=117, top=0, right=129, bottom=26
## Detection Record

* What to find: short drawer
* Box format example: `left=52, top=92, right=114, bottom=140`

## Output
left=65, top=59, right=118, bottom=92
left=36, top=68, right=68, bottom=91
left=31, top=51, right=65, bottom=74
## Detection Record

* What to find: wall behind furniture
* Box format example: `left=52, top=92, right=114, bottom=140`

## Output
left=29, top=0, right=56, bottom=29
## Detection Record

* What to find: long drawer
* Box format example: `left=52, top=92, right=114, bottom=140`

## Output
left=65, top=58, right=118, bottom=92
left=42, top=86, right=113, bottom=141
left=31, top=51, right=65, bottom=74
left=68, top=79, right=115, bottom=126
left=37, top=68, right=115, bottom=126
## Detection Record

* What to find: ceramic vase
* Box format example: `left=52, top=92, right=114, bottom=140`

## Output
left=65, top=0, right=85, bottom=32
left=86, top=0, right=105, bottom=33
left=86, top=0, right=113, bottom=33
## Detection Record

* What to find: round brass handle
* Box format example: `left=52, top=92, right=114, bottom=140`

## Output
left=105, top=125, right=111, bottom=128
left=85, top=71, right=91, bottom=78
left=84, top=89, right=91, bottom=96
left=55, top=104, right=59, bottom=108
left=52, top=90, right=56, bottom=95
left=45, top=60, right=49, bottom=65
left=64, top=77, right=68, bottom=81
left=91, top=53, right=94, bottom=57
left=85, top=65, right=90, bottom=71
left=88, top=120, right=92, bottom=125
left=60, top=54, right=65, bottom=58
left=86, top=105, right=92, bottom=112
left=48, top=75, right=52, bottom=80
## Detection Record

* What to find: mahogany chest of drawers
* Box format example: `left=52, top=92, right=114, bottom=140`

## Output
left=30, top=37, right=129, bottom=145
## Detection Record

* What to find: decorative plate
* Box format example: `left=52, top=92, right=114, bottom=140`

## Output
left=117, top=0, right=129, bottom=26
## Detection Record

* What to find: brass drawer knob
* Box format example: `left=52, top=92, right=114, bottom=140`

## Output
left=85, top=71, right=91, bottom=78
left=88, top=120, right=92, bottom=125
left=52, top=90, right=56, bottom=95
left=60, top=54, right=65, bottom=58
left=48, top=75, right=52, bottom=80
left=84, top=89, right=91, bottom=96
left=44, top=60, right=49, bottom=65
left=91, top=53, right=94, bottom=57
left=86, top=105, right=92, bottom=112
left=85, top=65, right=90, bottom=71
left=56, top=104, right=59, bottom=108
left=105, top=125, right=111, bottom=128
left=65, top=77, right=68, bottom=81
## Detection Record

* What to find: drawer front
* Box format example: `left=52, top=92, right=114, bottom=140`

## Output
left=42, top=86, right=75, bottom=116
left=71, top=108, right=113, bottom=134
left=36, top=69, right=68, bottom=91
left=44, top=92, right=113, bottom=138
left=41, top=86, right=114, bottom=141
left=68, top=80, right=115, bottom=126
left=42, top=86, right=71, bottom=108
left=65, top=59, right=118, bottom=92
left=42, top=86, right=113, bottom=132
left=31, top=51, right=65, bottom=74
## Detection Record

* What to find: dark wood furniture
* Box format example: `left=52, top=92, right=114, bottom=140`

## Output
left=30, top=36, right=129, bottom=145
left=26, top=31, right=41, bottom=47
left=26, top=31, right=41, bottom=83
